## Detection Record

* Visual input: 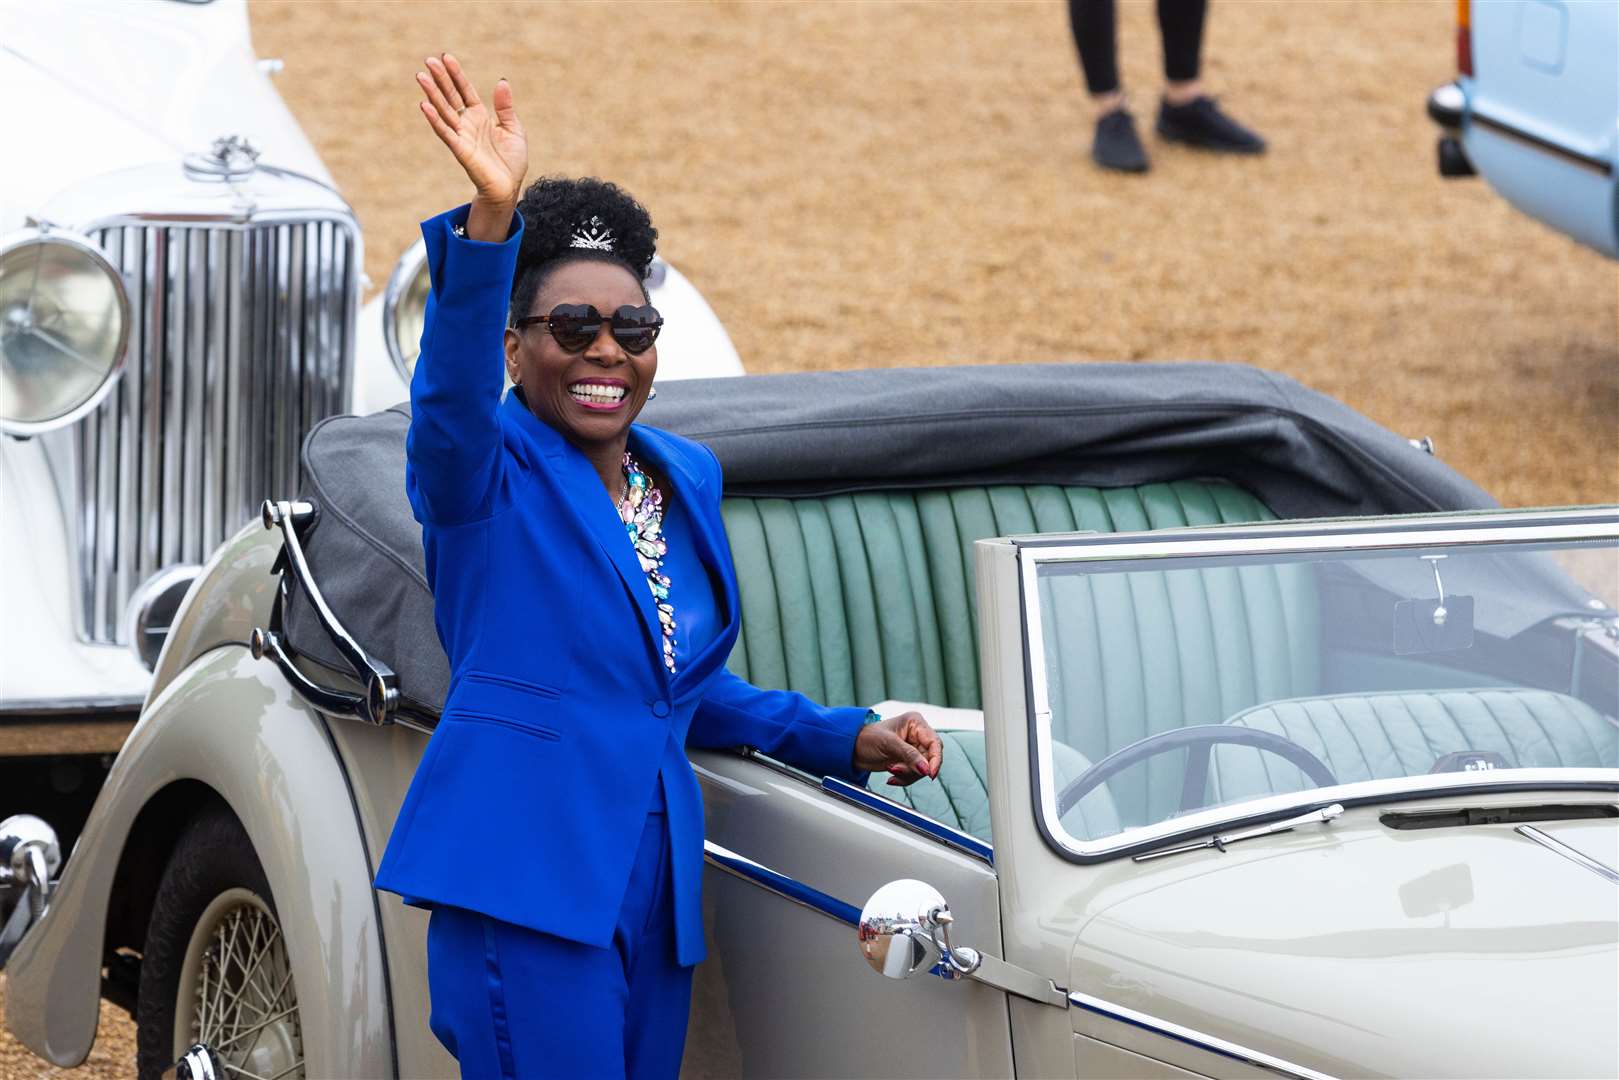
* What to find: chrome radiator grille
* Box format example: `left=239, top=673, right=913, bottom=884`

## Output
left=70, top=217, right=359, bottom=644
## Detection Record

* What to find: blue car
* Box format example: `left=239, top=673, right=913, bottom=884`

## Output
left=1428, top=0, right=1618, bottom=257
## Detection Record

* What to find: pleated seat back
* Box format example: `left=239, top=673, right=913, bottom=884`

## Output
left=720, top=479, right=1320, bottom=830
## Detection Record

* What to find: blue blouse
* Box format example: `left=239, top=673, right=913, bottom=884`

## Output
left=645, top=488, right=720, bottom=812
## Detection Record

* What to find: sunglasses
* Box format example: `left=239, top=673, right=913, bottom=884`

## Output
left=513, top=303, right=663, bottom=355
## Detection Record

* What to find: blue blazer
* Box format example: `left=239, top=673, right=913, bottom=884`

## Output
left=373, top=205, right=869, bottom=967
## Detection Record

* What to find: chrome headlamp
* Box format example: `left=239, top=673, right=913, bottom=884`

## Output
left=0, top=226, right=130, bottom=435
left=382, top=238, right=430, bottom=384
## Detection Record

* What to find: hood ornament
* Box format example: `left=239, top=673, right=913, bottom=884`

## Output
left=183, top=135, right=262, bottom=181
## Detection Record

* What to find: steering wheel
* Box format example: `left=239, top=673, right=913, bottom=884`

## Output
left=1055, top=724, right=1339, bottom=818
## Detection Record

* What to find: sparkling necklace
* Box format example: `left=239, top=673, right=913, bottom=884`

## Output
left=617, top=450, right=677, bottom=673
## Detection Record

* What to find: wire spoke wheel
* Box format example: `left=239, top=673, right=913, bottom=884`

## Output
left=173, top=888, right=304, bottom=1080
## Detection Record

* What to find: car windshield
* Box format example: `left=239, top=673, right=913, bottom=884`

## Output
left=1024, top=512, right=1618, bottom=856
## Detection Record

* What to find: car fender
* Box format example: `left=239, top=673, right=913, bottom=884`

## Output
left=146, top=516, right=281, bottom=711
left=3, top=644, right=392, bottom=1076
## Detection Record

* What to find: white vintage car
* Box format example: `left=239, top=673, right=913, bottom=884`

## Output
left=0, top=0, right=741, bottom=848
left=3, top=361, right=1615, bottom=1079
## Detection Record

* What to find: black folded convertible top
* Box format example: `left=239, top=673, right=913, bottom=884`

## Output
left=284, top=362, right=1496, bottom=713
left=637, top=361, right=1493, bottom=514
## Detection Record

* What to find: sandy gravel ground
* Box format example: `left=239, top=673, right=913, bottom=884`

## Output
left=0, top=977, right=133, bottom=1080
left=3, top=1, right=1613, bottom=1077
left=250, top=0, right=1614, bottom=510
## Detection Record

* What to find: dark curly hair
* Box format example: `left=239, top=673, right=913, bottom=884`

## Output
left=508, top=176, right=658, bottom=325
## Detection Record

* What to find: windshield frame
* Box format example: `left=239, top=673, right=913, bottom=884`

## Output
left=1017, top=506, right=1619, bottom=863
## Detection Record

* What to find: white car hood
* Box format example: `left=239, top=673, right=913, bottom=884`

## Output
left=1069, top=813, right=1619, bottom=1079
left=0, top=0, right=330, bottom=232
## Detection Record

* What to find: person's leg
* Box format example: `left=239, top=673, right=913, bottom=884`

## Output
left=427, top=903, right=630, bottom=1079
left=427, top=906, right=499, bottom=1074
left=1069, top=0, right=1149, bottom=171
left=621, top=814, right=695, bottom=1080
left=1153, top=0, right=1265, bottom=153
left=1157, top=0, right=1208, bottom=105
left=485, top=919, right=629, bottom=1079
left=1068, top=0, right=1122, bottom=105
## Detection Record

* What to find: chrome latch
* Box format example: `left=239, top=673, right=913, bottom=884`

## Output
left=252, top=499, right=407, bottom=729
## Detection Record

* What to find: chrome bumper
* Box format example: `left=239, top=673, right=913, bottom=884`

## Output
left=0, top=815, right=60, bottom=968
left=1427, top=82, right=1466, bottom=131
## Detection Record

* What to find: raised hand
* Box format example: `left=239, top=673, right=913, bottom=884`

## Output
left=416, top=54, right=528, bottom=225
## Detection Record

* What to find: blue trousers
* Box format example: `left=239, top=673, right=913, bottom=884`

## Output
left=426, top=809, right=694, bottom=1079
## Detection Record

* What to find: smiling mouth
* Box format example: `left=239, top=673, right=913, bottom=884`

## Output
left=567, top=380, right=629, bottom=410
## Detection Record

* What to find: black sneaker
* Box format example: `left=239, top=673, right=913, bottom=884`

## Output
left=1091, top=109, right=1150, bottom=173
left=1156, top=96, right=1266, bottom=154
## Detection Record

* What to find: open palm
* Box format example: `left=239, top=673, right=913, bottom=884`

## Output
left=416, top=53, right=528, bottom=206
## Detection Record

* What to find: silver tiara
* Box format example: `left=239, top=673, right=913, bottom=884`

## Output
left=568, top=216, right=616, bottom=252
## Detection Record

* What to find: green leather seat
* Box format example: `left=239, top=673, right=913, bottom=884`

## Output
left=721, top=480, right=1284, bottom=709
left=720, top=479, right=1293, bottom=836
left=1211, top=689, right=1619, bottom=802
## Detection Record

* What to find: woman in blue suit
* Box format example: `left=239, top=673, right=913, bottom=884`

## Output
left=375, top=54, right=946, bottom=1079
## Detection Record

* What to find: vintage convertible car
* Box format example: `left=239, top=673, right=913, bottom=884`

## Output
left=0, top=0, right=742, bottom=859
left=3, top=363, right=1616, bottom=1079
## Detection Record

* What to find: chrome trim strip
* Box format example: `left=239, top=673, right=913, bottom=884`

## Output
left=160, top=226, right=182, bottom=568
left=1470, top=109, right=1613, bottom=176
left=141, top=226, right=165, bottom=576
left=1020, top=509, right=1619, bottom=861
left=1016, top=512, right=1616, bottom=564
left=820, top=776, right=994, bottom=864
left=702, top=839, right=860, bottom=926
left=92, top=355, right=117, bottom=633
left=224, top=228, right=245, bottom=534
left=736, top=746, right=821, bottom=784
left=0, top=695, right=145, bottom=715
left=116, top=226, right=141, bottom=618
left=1517, top=825, right=1619, bottom=885
left=81, top=210, right=358, bottom=230
left=1067, top=990, right=1337, bottom=1080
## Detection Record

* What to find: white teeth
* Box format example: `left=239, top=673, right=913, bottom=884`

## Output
left=568, top=383, right=626, bottom=405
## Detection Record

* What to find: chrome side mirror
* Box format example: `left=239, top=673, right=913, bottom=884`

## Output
left=858, top=879, right=982, bottom=981
left=858, top=878, right=1071, bottom=1007
left=858, top=879, right=943, bottom=979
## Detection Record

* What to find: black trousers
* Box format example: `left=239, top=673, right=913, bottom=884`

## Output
left=1068, top=0, right=1209, bottom=96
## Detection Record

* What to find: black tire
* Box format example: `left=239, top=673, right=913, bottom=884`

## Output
left=134, top=807, right=302, bottom=1080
